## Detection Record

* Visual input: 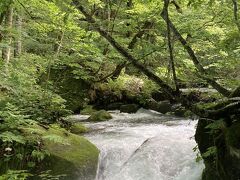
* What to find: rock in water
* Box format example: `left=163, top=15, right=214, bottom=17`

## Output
left=19, top=124, right=99, bottom=180
left=70, top=123, right=89, bottom=134
left=88, top=110, right=112, bottom=122
left=120, top=104, right=139, bottom=113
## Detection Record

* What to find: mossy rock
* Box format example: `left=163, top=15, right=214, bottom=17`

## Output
left=70, top=123, right=89, bottom=134
left=88, top=110, right=112, bottom=122
left=43, top=66, right=90, bottom=112
left=106, top=102, right=124, bottom=110
left=81, top=105, right=97, bottom=115
left=196, top=119, right=240, bottom=180
left=146, top=100, right=172, bottom=114
left=22, top=124, right=99, bottom=180
left=120, top=104, right=139, bottom=113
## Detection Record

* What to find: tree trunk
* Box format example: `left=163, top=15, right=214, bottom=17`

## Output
left=54, top=30, right=64, bottom=56
left=14, top=13, right=22, bottom=57
left=171, top=0, right=182, bottom=13
left=0, top=13, right=5, bottom=44
left=2, top=6, right=13, bottom=63
left=232, top=0, right=240, bottom=31
left=111, top=21, right=154, bottom=79
left=164, top=0, right=179, bottom=92
left=72, top=3, right=240, bottom=180
left=73, top=1, right=239, bottom=120
left=72, top=1, right=214, bottom=117
left=161, top=10, right=231, bottom=97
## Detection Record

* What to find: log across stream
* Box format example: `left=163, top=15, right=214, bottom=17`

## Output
left=73, top=109, right=204, bottom=180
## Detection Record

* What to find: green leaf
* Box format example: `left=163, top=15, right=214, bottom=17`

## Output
left=0, top=132, right=26, bottom=144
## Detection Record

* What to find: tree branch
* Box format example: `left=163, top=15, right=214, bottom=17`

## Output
left=164, top=0, right=179, bottom=93
left=72, top=1, right=239, bottom=121
left=161, top=10, right=231, bottom=97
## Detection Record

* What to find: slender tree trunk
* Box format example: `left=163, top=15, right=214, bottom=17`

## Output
left=0, top=13, right=5, bottom=45
left=161, top=10, right=231, bottom=97
left=14, top=13, right=22, bottom=57
left=232, top=0, right=240, bottom=32
left=171, top=0, right=182, bottom=13
left=72, top=2, right=240, bottom=120
left=0, top=13, right=5, bottom=25
left=2, top=6, right=13, bottom=63
left=0, top=11, right=6, bottom=32
left=127, top=0, right=133, bottom=8
left=164, top=0, right=179, bottom=92
left=54, top=31, right=64, bottom=56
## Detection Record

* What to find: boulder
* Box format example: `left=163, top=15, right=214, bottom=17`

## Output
left=80, top=105, right=97, bottom=115
left=195, top=119, right=240, bottom=180
left=88, top=110, right=112, bottom=122
left=106, top=102, right=124, bottom=110
left=171, top=104, right=188, bottom=117
left=146, top=99, right=172, bottom=114
left=70, top=123, right=89, bottom=134
left=43, top=66, right=90, bottom=113
left=120, top=104, right=139, bottom=113
left=22, top=124, right=99, bottom=180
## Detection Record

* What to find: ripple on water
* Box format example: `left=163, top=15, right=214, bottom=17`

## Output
left=71, top=109, right=204, bottom=180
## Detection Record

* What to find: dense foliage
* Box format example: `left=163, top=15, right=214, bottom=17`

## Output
left=0, top=0, right=239, bottom=179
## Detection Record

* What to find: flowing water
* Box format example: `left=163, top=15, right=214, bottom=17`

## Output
left=74, top=109, right=204, bottom=180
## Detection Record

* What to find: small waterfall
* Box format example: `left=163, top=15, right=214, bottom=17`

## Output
left=78, top=109, right=204, bottom=180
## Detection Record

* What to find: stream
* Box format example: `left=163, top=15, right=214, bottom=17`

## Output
left=74, top=109, right=204, bottom=180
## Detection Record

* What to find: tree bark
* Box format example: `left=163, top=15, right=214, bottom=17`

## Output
left=164, top=0, right=179, bottom=92
left=232, top=0, right=240, bottom=31
left=111, top=21, right=154, bottom=79
left=54, top=30, right=64, bottom=56
left=72, top=1, right=239, bottom=121
left=0, top=13, right=5, bottom=43
left=161, top=10, right=231, bottom=97
left=14, top=13, right=22, bottom=57
left=171, top=0, right=182, bottom=13
left=72, top=1, right=209, bottom=115
left=2, top=6, right=13, bottom=63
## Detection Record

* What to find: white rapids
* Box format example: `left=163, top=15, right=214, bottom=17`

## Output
left=73, top=109, right=204, bottom=180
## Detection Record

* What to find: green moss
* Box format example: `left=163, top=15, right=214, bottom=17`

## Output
left=80, top=105, right=97, bottom=115
left=183, top=110, right=194, bottom=118
left=22, top=124, right=99, bottom=180
left=45, top=67, right=90, bottom=112
left=197, top=101, right=218, bottom=110
left=70, top=123, right=88, bottom=134
left=88, top=110, right=112, bottom=122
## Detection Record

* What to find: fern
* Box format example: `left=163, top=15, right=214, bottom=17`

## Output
left=0, top=132, right=25, bottom=144
left=202, top=146, right=217, bottom=158
left=42, top=135, right=69, bottom=145
left=0, top=170, right=32, bottom=180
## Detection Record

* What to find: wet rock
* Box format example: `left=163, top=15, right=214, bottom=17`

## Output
left=151, top=91, right=167, bottom=101
left=171, top=104, right=188, bottom=117
left=146, top=99, right=172, bottom=114
left=120, top=104, right=139, bottom=113
left=196, top=119, right=240, bottom=180
left=70, top=123, right=89, bottom=134
left=106, top=102, right=124, bottom=110
left=81, top=105, right=97, bottom=115
left=16, top=124, right=99, bottom=180
left=88, top=110, right=112, bottom=122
